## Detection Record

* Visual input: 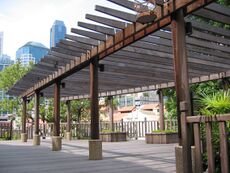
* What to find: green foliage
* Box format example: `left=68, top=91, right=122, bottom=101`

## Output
left=197, top=89, right=230, bottom=172
left=70, top=99, right=90, bottom=122
left=198, top=90, right=230, bottom=115
left=0, top=62, right=33, bottom=118
left=0, top=62, right=33, bottom=92
left=163, top=88, right=177, bottom=119
left=152, top=129, right=177, bottom=133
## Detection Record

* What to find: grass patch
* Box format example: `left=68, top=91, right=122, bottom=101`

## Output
left=152, top=129, right=177, bottom=134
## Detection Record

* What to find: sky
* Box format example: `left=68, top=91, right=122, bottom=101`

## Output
left=0, top=0, right=128, bottom=60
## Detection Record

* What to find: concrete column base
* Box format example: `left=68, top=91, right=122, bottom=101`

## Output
left=52, top=136, right=62, bottom=151
left=175, top=145, right=195, bottom=173
left=33, top=134, right=40, bottom=146
left=21, top=133, right=27, bottom=142
left=89, top=139, right=102, bottom=160
left=66, top=132, right=72, bottom=141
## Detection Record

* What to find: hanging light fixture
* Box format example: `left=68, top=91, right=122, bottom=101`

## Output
left=134, top=0, right=157, bottom=24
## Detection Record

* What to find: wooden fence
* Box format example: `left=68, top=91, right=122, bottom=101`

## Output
left=6, top=119, right=177, bottom=140
left=44, top=119, right=178, bottom=139
left=0, top=121, right=13, bottom=140
left=187, top=114, right=230, bottom=173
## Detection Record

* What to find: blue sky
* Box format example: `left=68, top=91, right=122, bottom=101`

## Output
left=0, top=0, right=127, bottom=59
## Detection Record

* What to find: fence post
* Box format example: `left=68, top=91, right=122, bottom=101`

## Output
left=121, top=119, right=124, bottom=132
left=144, top=117, right=147, bottom=134
left=9, top=119, right=13, bottom=140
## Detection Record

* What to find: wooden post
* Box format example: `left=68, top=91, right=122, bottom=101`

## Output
left=158, top=89, right=165, bottom=131
left=89, top=56, right=102, bottom=160
left=108, top=96, right=114, bottom=132
left=33, top=91, right=40, bottom=145
left=66, top=100, right=72, bottom=140
left=171, top=9, right=192, bottom=173
left=21, top=97, right=27, bottom=142
left=53, top=82, right=60, bottom=137
left=52, top=81, right=62, bottom=151
left=90, top=57, right=99, bottom=139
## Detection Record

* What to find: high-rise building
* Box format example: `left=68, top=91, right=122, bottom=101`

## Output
left=16, top=41, right=49, bottom=66
left=0, top=54, right=13, bottom=71
left=0, top=32, right=3, bottom=57
left=50, top=20, right=66, bottom=48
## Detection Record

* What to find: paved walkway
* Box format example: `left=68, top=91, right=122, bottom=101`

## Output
left=0, top=139, right=176, bottom=173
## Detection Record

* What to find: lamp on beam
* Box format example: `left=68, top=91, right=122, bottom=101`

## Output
left=185, top=22, right=193, bottom=36
left=134, top=0, right=157, bottom=24
left=61, top=82, right=66, bottom=88
left=40, top=92, right=44, bottom=97
left=99, top=64, right=105, bottom=72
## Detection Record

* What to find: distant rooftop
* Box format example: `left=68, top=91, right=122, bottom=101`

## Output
left=19, top=41, right=49, bottom=50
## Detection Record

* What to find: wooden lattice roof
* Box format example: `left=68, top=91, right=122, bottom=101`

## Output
left=7, top=0, right=230, bottom=100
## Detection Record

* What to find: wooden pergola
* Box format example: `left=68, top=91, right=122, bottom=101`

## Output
left=8, top=0, right=230, bottom=172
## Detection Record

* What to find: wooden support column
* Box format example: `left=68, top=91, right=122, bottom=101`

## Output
left=157, top=89, right=165, bottom=131
left=33, top=91, right=40, bottom=145
left=52, top=81, right=62, bottom=151
left=89, top=56, right=102, bottom=160
left=66, top=100, right=72, bottom=140
left=171, top=9, right=192, bottom=173
left=21, top=97, right=27, bottom=142
left=90, top=57, right=99, bottom=139
left=108, top=96, right=114, bottom=132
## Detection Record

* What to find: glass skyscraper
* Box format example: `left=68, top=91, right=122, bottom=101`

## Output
left=50, top=20, right=66, bottom=48
left=16, top=41, right=49, bottom=66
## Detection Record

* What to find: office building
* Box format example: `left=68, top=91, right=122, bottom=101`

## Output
left=16, top=41, right=49, bottom=66
left=50, top=20, right=66, bottom=48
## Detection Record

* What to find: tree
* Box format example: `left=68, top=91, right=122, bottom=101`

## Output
left=0, top=62, right=33, bottom=117
left=0, top=62, right=32, bottom=92
left=70, top=99, right=90, bottom=122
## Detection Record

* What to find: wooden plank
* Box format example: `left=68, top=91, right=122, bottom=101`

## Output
left=78, top=22, right=116, bottom=36
left=71, top=28, right=107, bottom=41
left=65, top=34, right=99, bottom=46
left=193, top=8, right=230, bottom=25
left=188, top=19, right=230, bottom=38
left=205, top=2, right=230, bottom=17
left=187, top=114, right=230, bottom=123
left=95, top=5, right=136, bottom=22
left=60, top=39, right=92, bottom=50
left=205, top=122, right=215, bottom=173
left=193, top=123, right=203, bottom=173
left=219, top=122, right=229, bottom=173
left=86, top=14, right=126, bottom=29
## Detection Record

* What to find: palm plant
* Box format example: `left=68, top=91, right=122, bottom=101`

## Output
left=198, top=90, right=230, bottom=172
